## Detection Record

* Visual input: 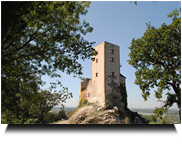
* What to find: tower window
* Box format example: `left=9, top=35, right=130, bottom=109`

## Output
left=96, top=59, right=98, bottom=63
left=88, top=93, right=90, bottom=97
left=110, top=57, right=115, bottom=62
left=111, top=72, right=115, bottom=77
left=95, top=73, right=99, bottom=77
left=110, top=49, right=115, bottom=54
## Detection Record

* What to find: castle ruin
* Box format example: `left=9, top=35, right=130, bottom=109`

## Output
left=79, top=41, right=126, bottom=112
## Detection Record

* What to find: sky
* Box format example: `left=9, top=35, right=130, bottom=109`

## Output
left=41, top=1, right=181, bottom=109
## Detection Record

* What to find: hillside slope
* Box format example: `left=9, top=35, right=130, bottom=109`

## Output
left=55, top=103, right=144, bottom=124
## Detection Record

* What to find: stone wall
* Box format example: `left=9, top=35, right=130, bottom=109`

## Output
left=79, top=41, right=125, bottom=111
left=89, top=42, right=105, bottom=106
left=120, top=74, right=126, bottom=85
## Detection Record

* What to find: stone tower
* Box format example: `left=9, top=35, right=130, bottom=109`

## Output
left=79, top=41, right=125, bottom=112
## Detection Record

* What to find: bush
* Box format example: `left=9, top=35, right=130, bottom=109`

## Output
left=150, top=115, right=157, bottom=122
left=25, top=118, right=39, bottom=124
left=123, top=117, right=130, bottom=124
left=66, top=111, right=74, bottom=118
left=79, top=98, right=89, bottom=107
left=58, top=109, right=66, bottom=118
left=82, top=99, right=88, bottom=105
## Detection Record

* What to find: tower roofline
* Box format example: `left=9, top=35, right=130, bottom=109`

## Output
left=93, top=41, right=119, bottom=47
left=120, top=73, right=126, bottom=78
left=93, top=41, right=105, bottom=47
left=104, top=41, right=119, bottom=47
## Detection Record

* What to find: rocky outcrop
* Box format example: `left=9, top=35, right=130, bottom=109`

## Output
left=56, top=103, right=144, bottom=124
left=58, top=105, right=137, bottom=124
left=83, top=114, right=122, bottom=124
left=82, top=107, right=122, bottom=124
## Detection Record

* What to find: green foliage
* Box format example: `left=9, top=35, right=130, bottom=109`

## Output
left=58, top=108, right=66, bottom=119
left=150, top=107, right=168, bottom=124
left=66, top=111, right=74, bottom=118
left=150, top=115, right=157, bottom=122
left=1, top=90, right=69, bottom=124
left=47, top=108, right=67, bottom=123
left=66, top=107, right=81, bottom=119
left=150, top=114, right=181, bottom=124
left=79, top=98, right=89, bottom=107
left=139, top=114, right=151, bottom=123
left=25, top=118, right=39, bottom=124
left=79, top=99, right=89, bottom=107
left=167, top=9, right=180, bottom=21
left=128, top=9, right=181, bottom=110
left=1, top=1, right=96, bottom=123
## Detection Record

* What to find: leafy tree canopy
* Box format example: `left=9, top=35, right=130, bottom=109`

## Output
left=128, top=9, right=181, bottom=111
left=2, top=89, right=70, bottom=124
left=1, top=1, right=96, bottom=115
left=150, top=107, right=168, bottom=124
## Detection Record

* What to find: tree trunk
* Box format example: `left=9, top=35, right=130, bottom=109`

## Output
left=177, top=102, right=181, bottom=122
left=172, top=84, right=181, bottom=122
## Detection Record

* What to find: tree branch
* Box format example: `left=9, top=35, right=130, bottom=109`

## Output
left=147, top=52, right=166, bottom=69
left=4, top=47, right=51, bottom=64
left=3, top=38, right=15, bottom=51
left=166, top=81, right=173, bottom=85
left=6, top=71, right=42, bottom=78
left=157, top=100, right=166, bottom=103
left=3, top=24, right=55, bottom=62
left=2, top=28, right=41, bottom=60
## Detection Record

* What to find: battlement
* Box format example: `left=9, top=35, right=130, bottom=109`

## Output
left=80, top=78, right=91, bottom=91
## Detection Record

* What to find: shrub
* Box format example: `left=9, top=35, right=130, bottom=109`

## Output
left=66, top=111, right=74, bottom=118
left=25, top=118, right=39, bottom=124
left=123, top=117, right=130, bottom=124
left=58, top=109, right=66, bottom=118
left=79, top=98, right=89, bottom=107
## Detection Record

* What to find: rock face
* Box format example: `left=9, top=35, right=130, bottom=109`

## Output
left=82, top=108, right=122, bottom=124
left=56, top=103, right=145, bottom=124
left=58, top=105, right=128, bottom=124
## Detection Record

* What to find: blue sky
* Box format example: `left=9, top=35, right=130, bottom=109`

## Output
left=41, top=1, right=181, bottom=109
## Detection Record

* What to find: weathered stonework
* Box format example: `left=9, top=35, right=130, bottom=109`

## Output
left=79, top=41, right=126, bottom=113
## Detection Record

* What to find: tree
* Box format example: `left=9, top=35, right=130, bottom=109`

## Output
left=128, top=9, right=181, bottom=118
left=36, top=89, right=71, bottom=123
left=151, top=107, right=168, bottom=124
left=1, top=1, right=32, bottom=41
left=2, top=88, right=71, bottom=124
left=1, top=1, right=138, bottom=41
left=1, top=73, right=43, bottom=118
left=1, top=1, right=96, bottom=116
